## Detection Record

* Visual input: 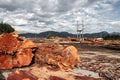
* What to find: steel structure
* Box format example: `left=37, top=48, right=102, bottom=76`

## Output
left=76, top=20, right=84, bottom=42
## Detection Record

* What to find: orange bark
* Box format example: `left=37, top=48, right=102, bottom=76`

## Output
left=0, top=33, right=35, bottom=69
left=35, top=44, right=80, bottom=71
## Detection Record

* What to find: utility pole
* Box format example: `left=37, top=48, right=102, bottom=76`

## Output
left=76, top=20, right=84, bottom=42
left=82, top=20, right=84, bottom=41
left=77, top=21, right=79, bottom=39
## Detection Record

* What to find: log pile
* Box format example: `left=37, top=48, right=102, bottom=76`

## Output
left=0, top=33, right=36, bottom=69
left=35, top=43, right=80, bottom=71
left=0, top=32, right=82, bottom=79
left=83, top=38, right=105, bottom=46
left=0, top=33, right=80, bottom=71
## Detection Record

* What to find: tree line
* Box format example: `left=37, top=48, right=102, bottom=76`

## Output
left=103, top=35, right=120, bottom=40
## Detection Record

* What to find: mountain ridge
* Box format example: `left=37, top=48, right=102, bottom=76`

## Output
left=19, top=31, right=120, bottom=38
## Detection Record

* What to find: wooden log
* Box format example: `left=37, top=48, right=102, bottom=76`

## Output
left=35, top=44, right=80, bottom=71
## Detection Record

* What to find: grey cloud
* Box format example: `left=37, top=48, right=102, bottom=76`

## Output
left=28, top=15, right=55, bottom=25
left=38, top=0, right=76, bottom=13
left=44, top=21, right=54, bottom=25
left=85, top=0, right=99, bottom=6
left=0, top=4, right=16, bottom=11
left=0, top=0, right=119, bottom=33
left=38, top=19, right=54, bottom=25
left=39, top=0, right=57, bottom=12
left=0, top=0, right=35, bottom=11
left=56, top=0, right=76, bottom=12
left=73, top=0, right=101, bottom=8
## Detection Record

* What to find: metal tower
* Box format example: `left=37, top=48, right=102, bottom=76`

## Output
left=76, top=20, right=84, bottom=42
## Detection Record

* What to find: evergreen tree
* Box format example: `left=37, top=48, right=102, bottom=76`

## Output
left=0, top=22, right=15, bottom=34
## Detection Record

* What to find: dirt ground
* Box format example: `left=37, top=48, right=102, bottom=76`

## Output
left=60, top=43, right=120, bottom=80
left=0, top=42, right=120, bottom=80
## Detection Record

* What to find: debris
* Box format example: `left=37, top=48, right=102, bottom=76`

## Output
left=49, top=76, right=66, bottom=80
left=77, top=54, right=120, bottom=80
left=75, top=76, right=103, bottom=80
left=6, top=66, right=103, bottom=80
left=99, top=64, right=120, bottom=80
left=7, top=69, right=38, bottom=80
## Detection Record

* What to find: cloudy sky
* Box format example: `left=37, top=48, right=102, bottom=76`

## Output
left=0, top=0, right=120, bottom=33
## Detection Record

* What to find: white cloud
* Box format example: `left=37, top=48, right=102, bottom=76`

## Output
left=0, top=0, right=120, bottom=33
left=83, top=8, right=97, bottom=15
left=110, top=21, right=120, bottom=25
